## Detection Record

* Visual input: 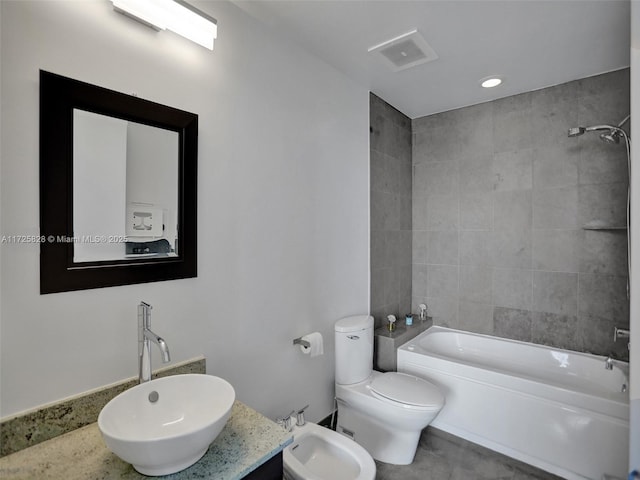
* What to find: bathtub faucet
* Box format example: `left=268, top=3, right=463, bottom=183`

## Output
left=613, top=326, right=630, bottom=350
left=138, top=301, right=171, bottom=383
left=604, top=355, right=614, bottom=370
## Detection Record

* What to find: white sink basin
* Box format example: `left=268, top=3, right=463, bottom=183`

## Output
left=98, top=374, right=235, bottom=476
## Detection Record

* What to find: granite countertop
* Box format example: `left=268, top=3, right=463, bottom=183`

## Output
left=0, top=400, right=292, bottom=480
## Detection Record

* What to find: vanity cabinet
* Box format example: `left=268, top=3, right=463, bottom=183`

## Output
left=242, top=452, right=283, bottom=480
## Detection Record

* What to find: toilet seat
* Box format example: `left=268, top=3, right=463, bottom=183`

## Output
left=370, top=372, right=443, bottom=409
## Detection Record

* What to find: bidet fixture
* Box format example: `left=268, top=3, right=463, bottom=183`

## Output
left=276, top=410, right=296, bottom=432
left=138, top=301, right=171, bottom=383
left=296, top=405, right=309, bottom=426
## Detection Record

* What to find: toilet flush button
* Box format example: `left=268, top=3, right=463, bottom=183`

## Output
left=407, top=345, right=415, bottom=351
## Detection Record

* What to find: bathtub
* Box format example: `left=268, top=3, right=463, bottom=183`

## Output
left=397, top=326, right=629, bottom=480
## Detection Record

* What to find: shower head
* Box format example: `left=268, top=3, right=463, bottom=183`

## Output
left=568, top=114, right=630, bottom=143
left=599, top=130, right=621, bottom=144
left=568, top=126, right=586, bottom=137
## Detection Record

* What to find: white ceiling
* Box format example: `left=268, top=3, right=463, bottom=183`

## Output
left=232, top=0, right=631, bottom=119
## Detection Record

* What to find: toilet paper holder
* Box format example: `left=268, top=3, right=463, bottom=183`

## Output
left=293, top=337, right=311, bottom=348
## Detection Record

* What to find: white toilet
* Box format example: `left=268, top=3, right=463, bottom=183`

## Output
left=334, top=315, right=445, bottom=465
left=283, top=421, right=376, bottom=480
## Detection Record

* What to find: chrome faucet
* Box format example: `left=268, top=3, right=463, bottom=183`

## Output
left=138, top=301, right=170, bottom=383
left=614, top=326, right=630, bottom=342
left=605, top=355, right=614, bottom=370
left=613, top=326, right=630, bottom=351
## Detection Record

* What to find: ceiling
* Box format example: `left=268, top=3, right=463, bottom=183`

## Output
left=232, top=0, right=631, bottom=119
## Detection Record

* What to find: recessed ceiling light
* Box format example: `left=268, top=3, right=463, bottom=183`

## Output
left=480, top=76, right=503, bottom=88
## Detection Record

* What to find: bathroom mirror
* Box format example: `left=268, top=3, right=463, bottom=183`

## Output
left=39, top=70, right=197, bottom=293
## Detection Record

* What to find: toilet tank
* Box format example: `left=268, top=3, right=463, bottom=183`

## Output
left=335, top=315, right=374, bottom=385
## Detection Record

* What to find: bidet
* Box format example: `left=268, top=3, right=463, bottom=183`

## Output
left=283, top=421, right=376, bottom=480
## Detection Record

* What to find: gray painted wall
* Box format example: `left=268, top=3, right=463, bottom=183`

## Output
left=371, top=69, right=630, bottom=359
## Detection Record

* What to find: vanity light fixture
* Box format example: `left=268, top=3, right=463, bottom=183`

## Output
left=480, top=76, right=503, bottom=88
left=111, top=0, right=217, bottom=50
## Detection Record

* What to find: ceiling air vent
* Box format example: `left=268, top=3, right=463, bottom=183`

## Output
left=368, top=30, right=438, bottom=72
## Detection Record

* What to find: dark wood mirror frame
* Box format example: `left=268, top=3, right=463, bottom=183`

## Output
left=39, top=70, right=197, bottom=294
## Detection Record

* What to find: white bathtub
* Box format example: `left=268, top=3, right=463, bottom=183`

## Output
left=397, top=326, right=629, bottom=480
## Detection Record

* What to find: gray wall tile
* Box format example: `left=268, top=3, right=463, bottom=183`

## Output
left=493, top=148, right=533, bottom=192
left=370, top=268, right=385, bottom=310
left=494, top=190, right=532, bottom=231
left=384, top=266, right=399, bottom=305
left=494, top=307, right=532, bottom=342
left=533, top=271, right=578, bottom=316
left=493, top=108, right=533, bottom=153
left=492, top=91, right=532, bottom=116
left=404, top=70, right=629, bottom=359
left=531, top=312, right=581, bottom=351
left=399, top=194, right=412, bottom=230
left=427, top=264, right=458, bottom=300
left=424, top=296, right=459, bottom=328
left=459, top=266, right=492, bottom=303
left=459, top=301, right=493, bottom=335
left=412, top=264, right=428, bottom=298
left=460, top=193, right=493, bottom=230
left=413, top=231, right=428, bottom=265
left=532, top=229, right=580, bottom=273
left=533, top=145, right=578, bottom=189
left=578, top=273, right=629, bottom=321
left=579, top=138, right=629, bottom=186
left=459, top=230, right=493, bottom=266
left=459, top=155, right=494, bottom=193
left=576, top=68, right=629, bottom=97
left=456, top=113, right=494, bottom=163
left=530, top=94, right=578, bottom=145
left=416, top=161, right=458, bottom=195
left=412, top=192, right=429, bottom=231
left=533, top=186, right=579, bottom=229
left=578, top=89, right=630, bottom=130
left=370, top=94, right=412, bottom=325
left=578, top=314, right=629, bottom=358
left=580, top=230, right=628, bottom=276
left=491, top=229, right=532, bottom=268
left=426, top=231, right=459, bottom=265
left=492, top=268, right=532, bottom=310
left=578, top=182, right=628, bottom=229
left=371, top=232, right=385, bottom=271
left=427, top=194, right=459, bottom=231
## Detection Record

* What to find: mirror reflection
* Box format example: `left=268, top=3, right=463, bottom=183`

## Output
left=40, top=70, right=197, bottom=294
left=73, top=109, right=179, bottom=262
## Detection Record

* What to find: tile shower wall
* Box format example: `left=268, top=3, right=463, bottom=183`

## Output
left=411, top=69, right=630, bottom=359
left=370, top=94, right=413, bottom=328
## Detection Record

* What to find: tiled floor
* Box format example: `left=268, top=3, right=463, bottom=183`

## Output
left=375, top=428, right=563, bottom=480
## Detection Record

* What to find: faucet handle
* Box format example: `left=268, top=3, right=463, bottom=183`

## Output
left=296, top=405, right=309, bottom=426
left=614, top=326, right=630, bottom=343
left=276, top=410, right=296, bottom=431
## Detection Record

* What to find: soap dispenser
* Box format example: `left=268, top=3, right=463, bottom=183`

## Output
left=418, top=304, right=428, bottom=322
left=387, top=314, right=396, bottom=332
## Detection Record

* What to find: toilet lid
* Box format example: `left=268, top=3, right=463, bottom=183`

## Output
left=370, top=372, right=443, bottom=407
